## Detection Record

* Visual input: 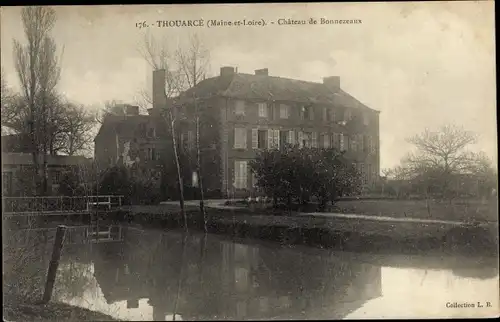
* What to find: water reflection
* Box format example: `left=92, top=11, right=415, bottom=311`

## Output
left=42, top=226, right=499, bottom=320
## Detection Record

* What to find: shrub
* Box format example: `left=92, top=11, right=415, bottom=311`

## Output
left=98, top=165, right=162, bottom=205
left=249, top=145, right=362, bottom=210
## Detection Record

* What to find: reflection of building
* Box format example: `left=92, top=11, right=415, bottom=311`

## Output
left=90, top=229, right=382, bottom=320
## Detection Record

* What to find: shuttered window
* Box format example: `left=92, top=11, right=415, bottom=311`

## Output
left=267, top=129, right=280, bottom=149
left=273, top=129, right=280, bottom=149
left=288, top=130, right=295, bottom=145
left=251, top=129, right=258, bottom=149
left=267, top=129, right=274, bottom=149
left=298, top=131, right=304, bottom=148
left=311, top=132, right=318, bottom=148
left=323, top=133, right=330, bottom=148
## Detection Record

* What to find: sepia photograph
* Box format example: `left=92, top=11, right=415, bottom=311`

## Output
left=1, top=2, right=498, bottom=321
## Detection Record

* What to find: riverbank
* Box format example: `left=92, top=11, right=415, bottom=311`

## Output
left=121, top=205, right=499, bottom=256
left=3, top=297, right=119, bottom=322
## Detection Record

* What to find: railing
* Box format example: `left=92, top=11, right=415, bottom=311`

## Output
left=2, top=195, right=124, bottom=215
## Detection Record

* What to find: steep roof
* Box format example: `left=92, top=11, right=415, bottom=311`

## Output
left=94, top=115, right=151, bottom=141
left=179, top=73, right=375, bottom=111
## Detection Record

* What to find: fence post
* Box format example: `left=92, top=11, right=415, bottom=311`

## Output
left=41, top=225, right=67, bottom=304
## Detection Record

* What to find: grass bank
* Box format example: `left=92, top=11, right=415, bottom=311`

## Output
left=2, top=227, right=119, bottom=322
left=121, top=206, right=499, bottom=257
left=223, top=197, right=498, bottom=223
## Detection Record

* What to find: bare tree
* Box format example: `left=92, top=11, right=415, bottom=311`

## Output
left=176, top=34, right=210, bottom=221
left=404, top=124, right=481, bottom=198
left=138, top=32, right=187, bottom=230
left=12, top=6, right=62, bottom=195
left=59, top=102, right=97, bottom=156
left=176, top=34, right=210, bottom=88
left=1, top=69, right=16, bottom=129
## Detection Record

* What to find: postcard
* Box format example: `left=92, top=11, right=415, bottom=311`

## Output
left=1, top=2, right=498, bottom=321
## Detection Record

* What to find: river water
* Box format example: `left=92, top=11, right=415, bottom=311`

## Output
left=7, top=224, right=499, bottom=320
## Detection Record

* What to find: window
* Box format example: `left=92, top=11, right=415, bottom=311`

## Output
left=323, top=107, right=335, bottom=122
left=2, top=172, right=12, bottom=195
left=258, top=130, right=267, bottom=149
left=287, top=130, right=296, bottom=145
left=322, top=133, right=330, bottom=148
left=234, top=160, right=248, bottom=189
left=279, top=104, right=289, bottom=119
left=251, top=129, right=258, bottom=149
left=52, top=171, right=62, bottom=185
left=279, top=131, right=288, bottom=147
left=267, top=129, right=280, bottom=149
left=235, top=100, right=246, bottom=116
left=258, top=102, right=268, bottom=118
left=234, top=128, right=247, bottom=149
left=154, top=149, right=160, bottom=161
left=339, top=133, right=345, bottom=151
left=311, top=132, right=318, bottom=148
left=301, top=106, right=314, bottom=120
left=350, top=135, right=357, bottom=152
left=252, top=129, right=267, bottom=149
left=301, top=132, right=314, bottom=148
left=358, top=134, right=364, bottom=151
left=298, top=131, right=304, bottom=148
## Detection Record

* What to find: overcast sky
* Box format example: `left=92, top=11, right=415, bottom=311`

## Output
left=1, top=3, right=496, bottom=169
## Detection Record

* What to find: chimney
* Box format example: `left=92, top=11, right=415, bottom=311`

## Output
left=323, top=76, right=340, bottom=89
left=220, top=66, right=235, bottom=77
left=255, top=68, right=268, bottom=76
left=152, top=69, right=167, bottom=109
left=126, top=105, right=139, bottom=116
